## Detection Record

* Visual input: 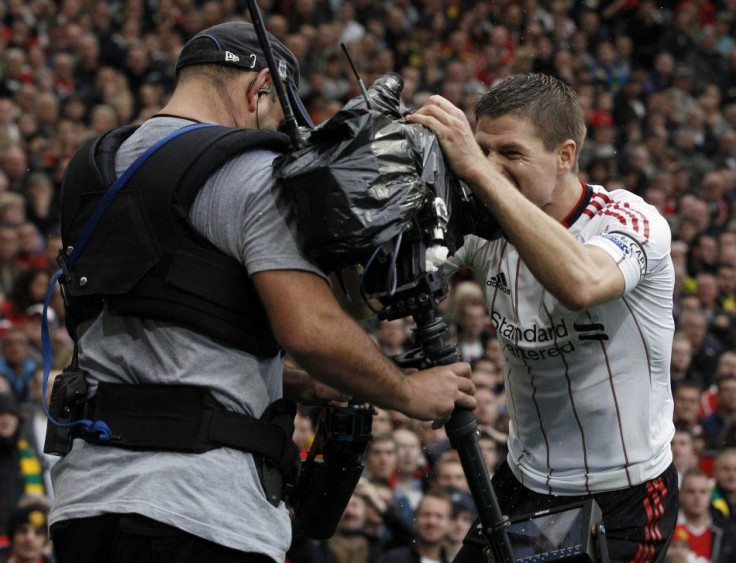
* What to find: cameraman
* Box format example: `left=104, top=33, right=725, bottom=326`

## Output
left=408, top=73, right=677, bottom=561
left=48, top=22, right=476, bottom=563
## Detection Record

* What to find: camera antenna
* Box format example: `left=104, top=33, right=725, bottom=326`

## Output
left=246, top=0, right=305, bottom=148
left=340, top=43, right=371, bottom=109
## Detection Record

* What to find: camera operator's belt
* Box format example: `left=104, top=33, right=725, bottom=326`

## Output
left=77, top=382, right=300, bottom=482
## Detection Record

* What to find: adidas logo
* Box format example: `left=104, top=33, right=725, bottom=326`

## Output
left=487, top=272, right=511, bottom=294
left=224, top=51, right=240, bottom=62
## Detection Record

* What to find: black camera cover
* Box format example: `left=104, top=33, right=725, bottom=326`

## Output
left=274, top=73, right=486, bottom=272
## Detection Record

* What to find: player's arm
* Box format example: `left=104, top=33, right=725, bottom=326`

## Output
left=407, top=98, right=625, bottom=310
left=253, top=269, right=476, bottom=420
left=476, top=185, right=626, bottom=309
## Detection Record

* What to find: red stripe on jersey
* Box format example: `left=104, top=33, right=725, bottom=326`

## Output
left=588, top=190, right=613, bottom=210
left=593, top=310, right=632, bottom=486
left=544, top=301, right=591, bottom=493
left=623, top=297, right=652, bottom=384
left=506, top=364, right=524, bottom=487
left=513, top=259, right=521, bottom=324
left=614, top=204, right=640, bottom=231
left=524, top=357, right=553, bottom=493
left=587, top=197, right=605, bottom=212
left=619, top=202, right=651, bottom=239
left=583, top=191, right=612, bottom=219
left=601, top=209, right=629, bottom=226
left=597, top=191, right=613, bottom=204
left=586, top=190, right=653, bottom=240
left=608, top=203, right=644, bottom=233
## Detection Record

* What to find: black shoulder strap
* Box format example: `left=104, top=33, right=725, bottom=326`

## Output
left=175, top=127, right=291, bottom=210
left=93, top=125, right=141, bottom=186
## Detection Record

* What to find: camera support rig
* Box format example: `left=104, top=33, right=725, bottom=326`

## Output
left=362, top=219, right=515, bottom=563
left=243, top=1, right=513, bottom=558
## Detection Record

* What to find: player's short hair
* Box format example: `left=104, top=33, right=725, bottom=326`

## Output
left=474, top=73, right=586, bottom=165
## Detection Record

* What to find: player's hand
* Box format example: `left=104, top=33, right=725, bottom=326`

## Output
left=406, top=95, right=487, bottom=184
left=399, top=362, right=476, bottom=421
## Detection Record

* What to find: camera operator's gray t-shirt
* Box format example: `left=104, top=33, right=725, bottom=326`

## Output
left=49, top=117, right=325, bottom=561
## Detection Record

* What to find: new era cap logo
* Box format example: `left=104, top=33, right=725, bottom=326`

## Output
left=225, top=51, right=240, bottom=62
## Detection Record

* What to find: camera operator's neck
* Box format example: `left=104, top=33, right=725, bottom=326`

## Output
left=159, top=79, right=256, bottom=130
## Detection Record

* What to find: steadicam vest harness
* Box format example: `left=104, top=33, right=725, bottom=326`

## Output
left=55, top=124, right=299, bottom=504
left=60, top=124, right=290, bottom=356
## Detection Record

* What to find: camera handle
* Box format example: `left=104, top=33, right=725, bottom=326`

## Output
left=403, top=308, right=515, bottom=563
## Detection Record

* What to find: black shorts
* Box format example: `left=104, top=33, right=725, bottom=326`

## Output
left=51, top=514, right=275, bottom=563
left=455, top=461, right=679, bottom=563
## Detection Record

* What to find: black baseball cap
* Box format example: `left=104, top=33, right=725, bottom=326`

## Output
left=0, top=392, right=19, bottom=415
left=176, top=21, right=313, bottom=127
left=7, top=505, right=49, bottom=537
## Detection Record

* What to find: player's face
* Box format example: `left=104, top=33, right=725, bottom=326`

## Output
left=475, top=115, right=564, bottom=212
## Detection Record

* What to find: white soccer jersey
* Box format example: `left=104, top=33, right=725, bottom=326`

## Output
left=445, top=183, right=675, bottom=495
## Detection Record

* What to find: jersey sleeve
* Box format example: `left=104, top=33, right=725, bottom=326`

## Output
left=584, top=199, right=672, bottom=294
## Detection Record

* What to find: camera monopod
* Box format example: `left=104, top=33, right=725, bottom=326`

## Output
left=366, top=251, right=515, bottom=563
left=245, top=0, right=307, bottom=149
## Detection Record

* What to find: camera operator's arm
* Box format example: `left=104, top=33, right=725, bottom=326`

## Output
left=407, top=97, right=624, bottom=311
left=282, top=354, right=351, bottom=404
left=253, top=269, right=476, bottom=420
left=328, top=266, right=382, bottom=321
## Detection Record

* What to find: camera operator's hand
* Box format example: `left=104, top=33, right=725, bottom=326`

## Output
left=400, top=363, right=476, bottom=421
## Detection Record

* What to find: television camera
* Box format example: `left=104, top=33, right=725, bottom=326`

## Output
left=246, top=2, right=608, bottom=561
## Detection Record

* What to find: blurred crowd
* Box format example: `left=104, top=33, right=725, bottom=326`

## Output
left=0, top=0, right=735, bottom=561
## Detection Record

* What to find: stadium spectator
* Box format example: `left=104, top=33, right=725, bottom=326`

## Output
left=0, top=503, right=52, bottom=563
left=0, top=392, right=45, bottom=536
left=378, top=490, right=453, bottom=563
left=675, top=468, right=736, bottom=563
left=363, top=433, right=399, bottom=484
left=701, top=374, right=736, bottom=450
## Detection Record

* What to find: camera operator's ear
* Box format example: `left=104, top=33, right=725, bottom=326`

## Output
left=329, top=266, right=381, bottom=321
left=247, top=69, right=272, bottom=110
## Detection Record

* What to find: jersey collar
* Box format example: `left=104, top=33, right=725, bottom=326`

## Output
left=561, top=181, right=593, bottom=229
